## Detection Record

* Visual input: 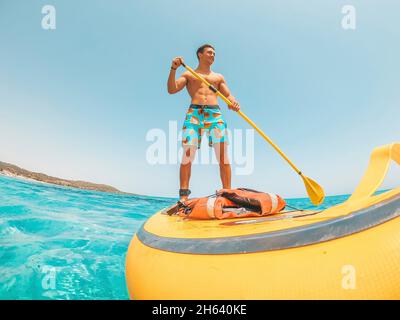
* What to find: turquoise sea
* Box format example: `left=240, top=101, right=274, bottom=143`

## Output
left=0, top=174, right=350, bottom=300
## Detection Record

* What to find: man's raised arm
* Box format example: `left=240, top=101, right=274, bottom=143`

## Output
left=167, top=57, right=187, bottom=94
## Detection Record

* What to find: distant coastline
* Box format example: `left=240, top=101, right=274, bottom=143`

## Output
left=0, top=161, right=134, bottom=195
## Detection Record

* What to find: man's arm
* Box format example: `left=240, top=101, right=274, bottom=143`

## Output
left=167, top=57, right=187, bottom=94
left=219, top=75, right=240, bottom=111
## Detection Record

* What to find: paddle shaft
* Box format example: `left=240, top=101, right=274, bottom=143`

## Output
left=181, top=62, right=302, bottom=175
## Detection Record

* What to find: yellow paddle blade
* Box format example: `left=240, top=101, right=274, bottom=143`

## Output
left=301, top=175, right=325, bottom=205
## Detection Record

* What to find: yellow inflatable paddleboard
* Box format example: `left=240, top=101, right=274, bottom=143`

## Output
left=126, top=143, right=400, bottom=299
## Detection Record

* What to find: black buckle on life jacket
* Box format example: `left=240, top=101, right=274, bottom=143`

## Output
left=177, top=200, right=192, bottom=215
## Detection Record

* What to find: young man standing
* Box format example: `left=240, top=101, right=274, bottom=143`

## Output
left=167, top=44, right=240, bottom=202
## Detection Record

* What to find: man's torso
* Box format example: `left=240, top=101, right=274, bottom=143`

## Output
left=184, top=71, right=223, bottom=105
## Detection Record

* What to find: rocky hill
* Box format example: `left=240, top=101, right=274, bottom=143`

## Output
left=0, top=161, right=129, bottom=194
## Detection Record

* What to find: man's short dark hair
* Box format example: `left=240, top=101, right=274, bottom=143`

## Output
left=196, top=44, right=215, bottom=60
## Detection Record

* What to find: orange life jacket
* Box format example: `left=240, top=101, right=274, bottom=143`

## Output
left=178, top=188, right=286, bottom=220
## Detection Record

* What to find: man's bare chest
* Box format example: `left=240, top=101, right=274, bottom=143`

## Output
left=188, top=75, right=221, bottom=88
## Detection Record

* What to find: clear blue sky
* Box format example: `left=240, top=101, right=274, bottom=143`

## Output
left=1, top=0, right=399, bottom=198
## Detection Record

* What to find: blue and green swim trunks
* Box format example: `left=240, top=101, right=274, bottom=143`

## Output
left=182, top=104, right=228, bottom=149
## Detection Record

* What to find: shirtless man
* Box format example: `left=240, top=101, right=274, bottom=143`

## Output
left=167, top=44, right=240, bottom=202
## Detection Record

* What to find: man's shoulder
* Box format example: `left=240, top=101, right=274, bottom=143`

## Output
left=179, top=71, right=191, bottom=83
left=209, top=72, right=224, bottom=81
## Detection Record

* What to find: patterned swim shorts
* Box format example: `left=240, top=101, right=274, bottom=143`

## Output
left=182, top=104, right=228, bottom=149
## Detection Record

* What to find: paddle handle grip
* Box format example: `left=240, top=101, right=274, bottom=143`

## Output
left=182, top=62, right=302, bottom=175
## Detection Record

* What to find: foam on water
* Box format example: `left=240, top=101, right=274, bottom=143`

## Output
left=0, top=175, right=173, bottom=299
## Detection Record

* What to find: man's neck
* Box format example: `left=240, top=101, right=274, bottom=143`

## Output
left=196, top=62, right=211, bottom=74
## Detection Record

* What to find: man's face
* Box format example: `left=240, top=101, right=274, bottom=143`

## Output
left=199, top=47, right=215, bottom=65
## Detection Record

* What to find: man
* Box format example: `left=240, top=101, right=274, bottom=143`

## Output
left=167, top=44, right=240, bottom=202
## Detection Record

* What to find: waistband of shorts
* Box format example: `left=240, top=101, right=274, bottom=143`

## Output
left=189, top=104, right=220, bottom=110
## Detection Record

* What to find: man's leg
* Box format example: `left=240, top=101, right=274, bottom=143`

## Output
left=180, top=145, right=197, bottom=201
left=213, top=142, right=231, bottom=189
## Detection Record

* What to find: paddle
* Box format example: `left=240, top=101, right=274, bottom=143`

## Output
left=181, top=62, right=325, bottom=205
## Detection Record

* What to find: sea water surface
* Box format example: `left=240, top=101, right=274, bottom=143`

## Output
left=0, top=174, right=349, bottom=300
